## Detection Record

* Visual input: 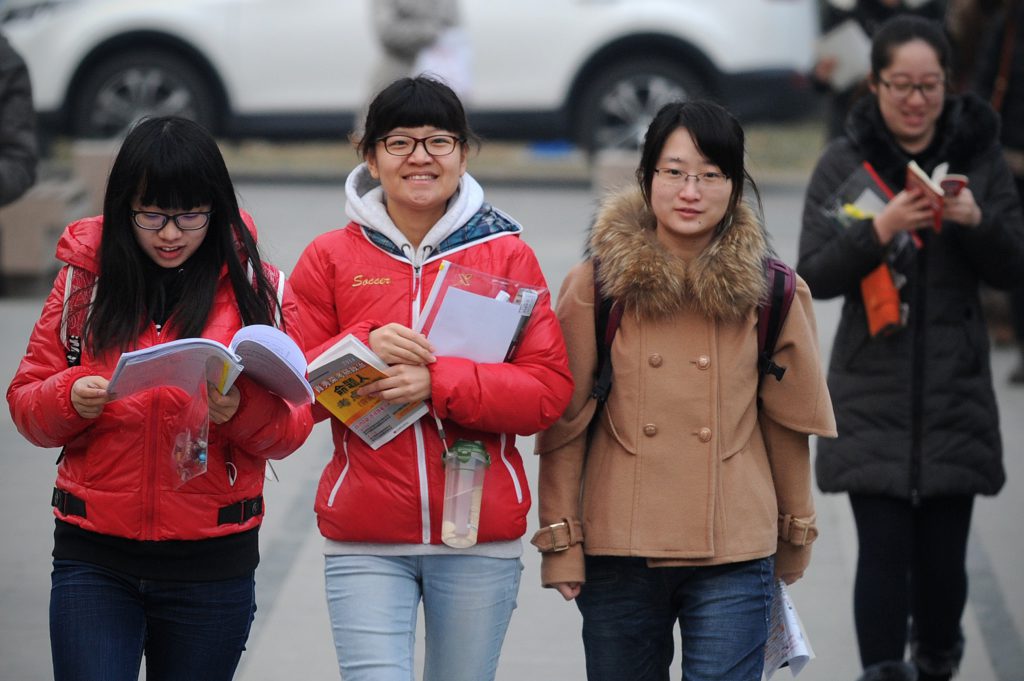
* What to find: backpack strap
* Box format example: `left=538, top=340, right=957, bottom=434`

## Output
left=757, top=258, right=797, bottom=383
left=60, top=265, right=97, bottom=368
left=590, top=258, right=623, bottom=404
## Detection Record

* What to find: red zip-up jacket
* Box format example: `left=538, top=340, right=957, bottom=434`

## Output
left=291, top=201, right=573, bottom=546
left=7, top=216, right=313, bottom=542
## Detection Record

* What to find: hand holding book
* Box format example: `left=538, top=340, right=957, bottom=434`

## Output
left=904, top=160, right=973, bottom=233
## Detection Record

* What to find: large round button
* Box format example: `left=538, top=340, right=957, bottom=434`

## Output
left=648, top=353, right=663, bottom=368
left=698, top=427, right=712, bottom=442
left=643, top=424, right=658, bottom=437
left=696, top=355, right=711, bottom=370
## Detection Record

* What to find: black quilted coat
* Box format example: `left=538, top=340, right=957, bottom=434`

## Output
left=798, top=93, right=1024, bottom=500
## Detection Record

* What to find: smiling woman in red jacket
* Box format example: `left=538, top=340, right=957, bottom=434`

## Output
left=289, top=76, right=573, bottom=681
left=7, top=116, right=312, bottom=681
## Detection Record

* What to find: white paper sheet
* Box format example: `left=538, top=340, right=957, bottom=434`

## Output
left=427, top=287, right=523, bottom=363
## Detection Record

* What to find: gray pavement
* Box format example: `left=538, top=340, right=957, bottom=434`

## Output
left=2, top=175, right=1022, bottom=681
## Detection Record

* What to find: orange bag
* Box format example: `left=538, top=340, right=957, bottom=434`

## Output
left=861, top=263, right=904, bottom=336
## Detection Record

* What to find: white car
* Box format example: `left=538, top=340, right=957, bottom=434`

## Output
left=3, top=0, right=820, bottom=150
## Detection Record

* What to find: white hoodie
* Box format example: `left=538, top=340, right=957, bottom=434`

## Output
left=344, top=161, right=489, bottom=268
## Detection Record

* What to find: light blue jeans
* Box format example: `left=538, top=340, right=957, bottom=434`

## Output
left=324, top=554, right=522, bottom=681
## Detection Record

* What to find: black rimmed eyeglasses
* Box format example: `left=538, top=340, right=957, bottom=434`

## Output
left=131, top=210, right=212, bottom=231
left=376, top=134, right=464, bottom=157
left=877, top=77, right=945, bottom=100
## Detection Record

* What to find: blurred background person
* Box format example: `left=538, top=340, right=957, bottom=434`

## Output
left=946, top=0, right=1004, bottom=91
left=798, top=15, right=1024, bottom=681
left=0, top=31, right=36, bottom=208
left=974, top=0, right=1024, bottom=383
left=365, top=0, right=470, bottom=128
left=0, top=29, right=38, bottom=291
left=812, top=0, right=947, bottom=141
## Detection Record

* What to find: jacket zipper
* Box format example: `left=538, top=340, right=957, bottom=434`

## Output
left=144, top=323, right=163, bottom=536
left=412, top=264, right=423, bottom=330
left=909, top=239, right=928, bottom=506
left=414, top=420, right=431, bottom=543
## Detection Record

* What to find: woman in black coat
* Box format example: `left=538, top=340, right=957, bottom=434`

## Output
left=798, top=15, right=1024, bottom=681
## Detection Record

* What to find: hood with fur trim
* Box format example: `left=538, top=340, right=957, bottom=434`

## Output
left=589, top=188, right=771, bottom=321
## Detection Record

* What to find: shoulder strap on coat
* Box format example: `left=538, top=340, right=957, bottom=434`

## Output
left=757, top=258, right=797, bottom=383
left=590, top=258, right=622, bottom=404
left=60, top=265, right=97, bottom=368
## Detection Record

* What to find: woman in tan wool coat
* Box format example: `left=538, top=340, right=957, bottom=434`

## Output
left=533, top=100, right=836, bottom=681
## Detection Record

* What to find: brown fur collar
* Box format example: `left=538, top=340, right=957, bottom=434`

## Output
left=589, top=188, right=770, bottom=321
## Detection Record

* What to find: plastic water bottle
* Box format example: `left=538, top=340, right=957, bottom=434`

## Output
left=441, top=440, right=490, bottom=548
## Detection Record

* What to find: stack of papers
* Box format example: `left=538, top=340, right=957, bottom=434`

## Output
left=416, top=260, right=544, bottom=363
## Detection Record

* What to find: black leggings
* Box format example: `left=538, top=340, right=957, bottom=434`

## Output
left=849, top=494, right=973, bottom=670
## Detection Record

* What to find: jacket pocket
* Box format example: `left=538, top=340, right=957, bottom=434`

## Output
left=496, top=433, right=524, bottom=504
left=326, top=432, right=352, bottom=507
left=603, top=398, right=638, bottom=455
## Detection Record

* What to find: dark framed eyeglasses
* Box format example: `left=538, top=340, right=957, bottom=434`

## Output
left=131, top=209, right=212, bottom=231
left=877, top=77, right=945, bottom=100
left=376, top=134, right=464, bottom=157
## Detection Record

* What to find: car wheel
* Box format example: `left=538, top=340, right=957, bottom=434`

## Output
left=70, top=50, right=218, bottom=138
left=577, top=57, right=705, bottom=152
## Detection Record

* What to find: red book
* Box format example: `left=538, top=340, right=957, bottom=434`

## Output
left=905, top=160, right=944, bottom=233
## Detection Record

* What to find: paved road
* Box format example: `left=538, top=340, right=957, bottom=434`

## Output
left=1, top=179, right=1022, bottom=681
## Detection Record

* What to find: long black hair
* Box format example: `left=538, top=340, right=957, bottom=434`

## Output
left=83, top=116, right=279, bottom=356
left=636, top=99, right=762, bottom=231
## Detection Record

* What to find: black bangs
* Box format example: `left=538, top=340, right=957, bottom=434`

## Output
left=679, top=105, right=745, bottom=182
left=134, top=136, right=217, bottom=210
left=638, top=100, right=746, bottom=208
left=359, top=76, right=475, bottom=157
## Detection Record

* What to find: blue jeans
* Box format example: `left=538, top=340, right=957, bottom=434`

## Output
left=324, top=554, right=522, bottom=681
left=575, top=555, right=774, bottom=681
left=50, top=559, right=256, bottom=681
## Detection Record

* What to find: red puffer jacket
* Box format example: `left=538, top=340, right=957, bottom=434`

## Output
left=291, top=209, right=573, bottom=546
left=7, top=216, right=313, bottom=541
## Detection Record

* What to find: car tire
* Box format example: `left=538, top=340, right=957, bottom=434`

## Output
left=576, top=57, right=705, bottom=153
left=70, top=49, right=219, bottom=138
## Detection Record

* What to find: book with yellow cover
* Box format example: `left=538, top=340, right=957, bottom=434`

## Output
left=307, top=334, right=427, bottom=449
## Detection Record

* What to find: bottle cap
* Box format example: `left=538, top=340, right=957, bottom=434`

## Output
left=444, top=439, right=490, bottom=466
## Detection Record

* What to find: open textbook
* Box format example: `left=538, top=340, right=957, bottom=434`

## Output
left=416, top=260, right=544, bottom=363
left=107, top=324, right=312, bottom=406
left=764, top=580, right=814, bottom=680
left=906, top=160, right=968, bottom=233
left=307, top=334, right=428, bottom=449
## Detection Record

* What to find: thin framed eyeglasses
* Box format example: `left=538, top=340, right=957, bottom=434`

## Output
left=131, top=209, right=212, bottom=231
left=877, top=77, right=945, bottom=100
left=653, top=168, right=729, bottom=186
left=377, top=134, right=464, bottom=157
